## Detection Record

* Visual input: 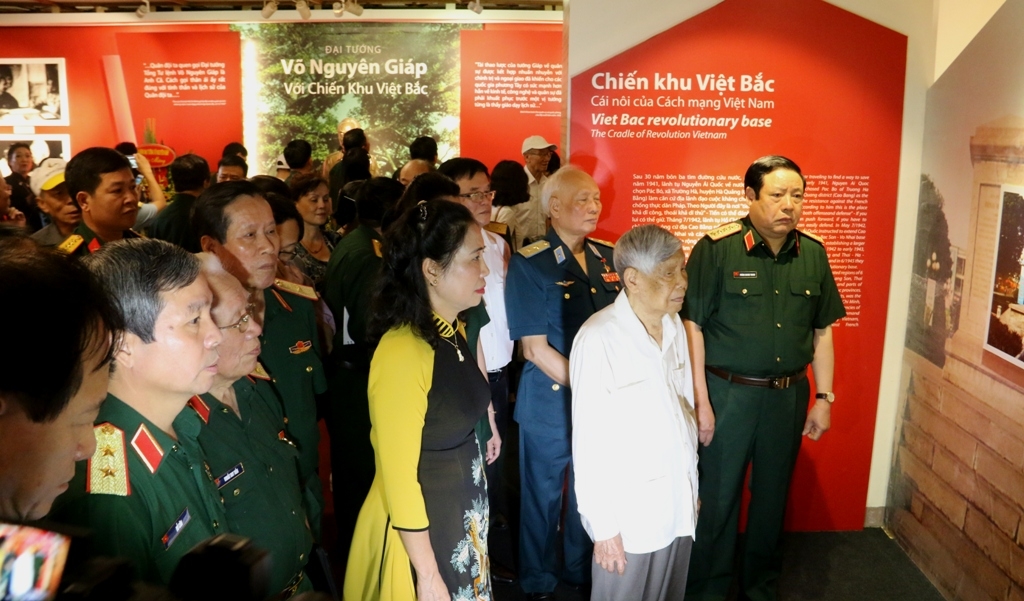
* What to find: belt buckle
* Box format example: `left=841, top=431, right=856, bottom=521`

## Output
left=769, top=376, right=790, bottom=389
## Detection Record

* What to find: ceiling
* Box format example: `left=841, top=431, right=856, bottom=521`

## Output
left=0, top=0, right=560, bottom=14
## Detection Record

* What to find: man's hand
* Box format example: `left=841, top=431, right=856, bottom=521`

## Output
left=594, top=534, right=627, bottom=575
left=803, top=400, right=831, bottom=440
left=696, top=400, right=715, bottom=446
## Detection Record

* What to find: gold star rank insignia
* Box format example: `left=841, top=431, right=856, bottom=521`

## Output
left=88, top=423, right=129, bottom=496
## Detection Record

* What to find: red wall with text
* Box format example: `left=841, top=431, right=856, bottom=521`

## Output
left=0, top=25, right=237, bottom=168
left=570, top=0, right=907, bottom=530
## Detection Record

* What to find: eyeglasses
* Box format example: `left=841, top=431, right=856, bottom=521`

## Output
left=220, top=303, right=255, bottom=333
left=457, top=190, right=496, bottom=204
left=279, top=245, right=298, bottom=261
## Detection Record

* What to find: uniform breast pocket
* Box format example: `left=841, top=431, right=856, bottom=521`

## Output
left=723, top=279, right=764, bottom=324
left=787, top=281, right=821, bottom=325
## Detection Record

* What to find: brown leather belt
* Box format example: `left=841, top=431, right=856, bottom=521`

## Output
left=706, top=366, right=807, bottom=390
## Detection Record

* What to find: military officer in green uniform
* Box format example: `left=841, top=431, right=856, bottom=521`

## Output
left=58, top=147, right=142, bottom=257
left=504, top=166, right=620, bottom=597
left=191, top=257, right=314, bottom=597
left=193, top=180, right=328, bottom=538
left=683, top=156, right=846, bottom=601
left=322, top=176, right=404, bottom=557
left=52, top=239, right=228, bottom=584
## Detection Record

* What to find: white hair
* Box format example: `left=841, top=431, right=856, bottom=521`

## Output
left=613, top=225, right=683, bottom=276
left=541, top=165, right=589, bottom=216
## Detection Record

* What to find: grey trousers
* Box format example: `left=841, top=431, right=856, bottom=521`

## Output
left=591, top=536, right=693, bottom=601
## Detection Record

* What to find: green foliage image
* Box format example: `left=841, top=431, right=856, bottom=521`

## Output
left=234, top=22, right=470, bottom=176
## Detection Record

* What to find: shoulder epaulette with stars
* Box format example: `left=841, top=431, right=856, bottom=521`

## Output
left=88, top=423, right=130, bottom=496
left=707, top=222, right=742, bottom=241
left=273, top=278, right=319, bottom=301
left=130, top=424, right=165, bottom=475
left=797, top=228, right=825, bottom=246
left=57, top=234, right=84, bottom=255
left=518, top=240, right=551, bottom=258
left=485, top=222, right=509, bottom=236
left=587, top=237, right=616, bottom=248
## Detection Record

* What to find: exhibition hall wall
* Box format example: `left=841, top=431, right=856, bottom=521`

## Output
left=0, top=21, right=561, bottom=179
left=890, top=0, right=1024, bottom=597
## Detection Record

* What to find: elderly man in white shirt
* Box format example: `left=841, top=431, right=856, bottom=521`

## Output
left=571, top=225, right=699, bottom=601
left=514, top=135, right=556, bottom=248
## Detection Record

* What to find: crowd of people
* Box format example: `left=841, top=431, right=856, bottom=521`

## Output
left=0, top=127, right=844, bottom=601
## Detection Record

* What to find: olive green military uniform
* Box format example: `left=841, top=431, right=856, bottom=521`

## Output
left=322, top=224, right=381, bottom=556
left=192, top=365, right=314, bottom=597
left=56, top=221, right=140, bottom=257
left=261, top=279, right=328, bottom=539
left=147, top=192, right=200, bottom=252
left=52, top=394, right=229, bottom=585
left=682, top=217, right=846, bottom=601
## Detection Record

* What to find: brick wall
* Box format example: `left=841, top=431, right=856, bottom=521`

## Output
left=889, top=349, right=1024, bottom=600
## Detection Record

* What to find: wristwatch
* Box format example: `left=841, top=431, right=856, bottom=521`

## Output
left=815, top=391, right=835, bottom=403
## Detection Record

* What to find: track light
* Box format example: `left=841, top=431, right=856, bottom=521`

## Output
left=468, top=0, right=482, bottom=13
left=135, top=0, right=149, bottom=18
left=344, top=0, right=362, bottom=15
left=295, top=0, right=311, bottom=19
left=332, top=1, right=343, bottom=15
left=261, top=0, right=277, bottom=18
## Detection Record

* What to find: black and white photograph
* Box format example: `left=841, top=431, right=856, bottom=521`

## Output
left=0, top=134, right=71, bottom=178
left=0, top=57, right=69, bottom=126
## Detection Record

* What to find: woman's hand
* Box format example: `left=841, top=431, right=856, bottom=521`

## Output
left=415, top=570, right=450, bottom=601
left=594, top=534, right=627, bottom=575
left=485, top=404, right=501, bottom=464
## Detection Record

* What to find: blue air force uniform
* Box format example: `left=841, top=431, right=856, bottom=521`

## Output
left=505, top=227, right=619, bottom=593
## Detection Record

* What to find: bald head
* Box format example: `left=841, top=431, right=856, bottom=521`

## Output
left=399, top=159, right=433, bottom=187
left=543, top=167, right=597, bottom=215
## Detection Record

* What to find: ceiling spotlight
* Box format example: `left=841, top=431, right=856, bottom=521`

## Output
left=344, top=0, right=362, bottom=16
left=295, top=0, right=311, bottom=19
left=468, top=0, right=482, bottom=13
left=332, top=1, right=342, bottom=15
left=261, top=0, right=277, bottom=18
left=135, top=0, right=149, bottom=18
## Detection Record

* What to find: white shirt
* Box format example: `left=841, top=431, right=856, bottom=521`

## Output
left=511, top=166, right=547, bottom=247
left=570, top=291, right=699, bottom=554
left=480, top=229, right=514, bottom=371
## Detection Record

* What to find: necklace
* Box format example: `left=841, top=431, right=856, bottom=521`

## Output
left=433, top=314, right=464, bottom=362
left=304, top=235, right=325, bottom=255
left=440, top=334, right=464, bottom=362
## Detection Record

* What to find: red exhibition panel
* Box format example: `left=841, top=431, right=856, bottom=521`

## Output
left=116, top=32, right=243, bottom=168
left=460, top=28, right=563, bottom=171
left=569, top=0, right=906, bottom=530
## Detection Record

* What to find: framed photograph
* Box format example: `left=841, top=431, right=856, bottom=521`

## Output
left=0, top=134, right=71, bottom=178
left=0, top=58, right=69, bottom=126
left=984, top=185, right=1024, bottom=369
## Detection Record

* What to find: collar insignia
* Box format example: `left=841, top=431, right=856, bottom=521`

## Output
left=131, top=424, right=165, bottom=475
left=188, top=396, right=211, bottom=424
left=743, top=230, right=756, bottom=252
left=554, top=246, right=566, bottom=264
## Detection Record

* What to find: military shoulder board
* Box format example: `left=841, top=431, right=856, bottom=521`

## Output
left=485, top=222, right=509, bottom=236
left=273, top=278, right=319, bottom=301
left=518, top=240, right=551, bottom=258
left=57, top=234, right=84, bottom=255
left=707, top=222, right=742, bottom=241
left=798, top=228, right=825, bottom=246
left=88, top=423, right=130, bottom=496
